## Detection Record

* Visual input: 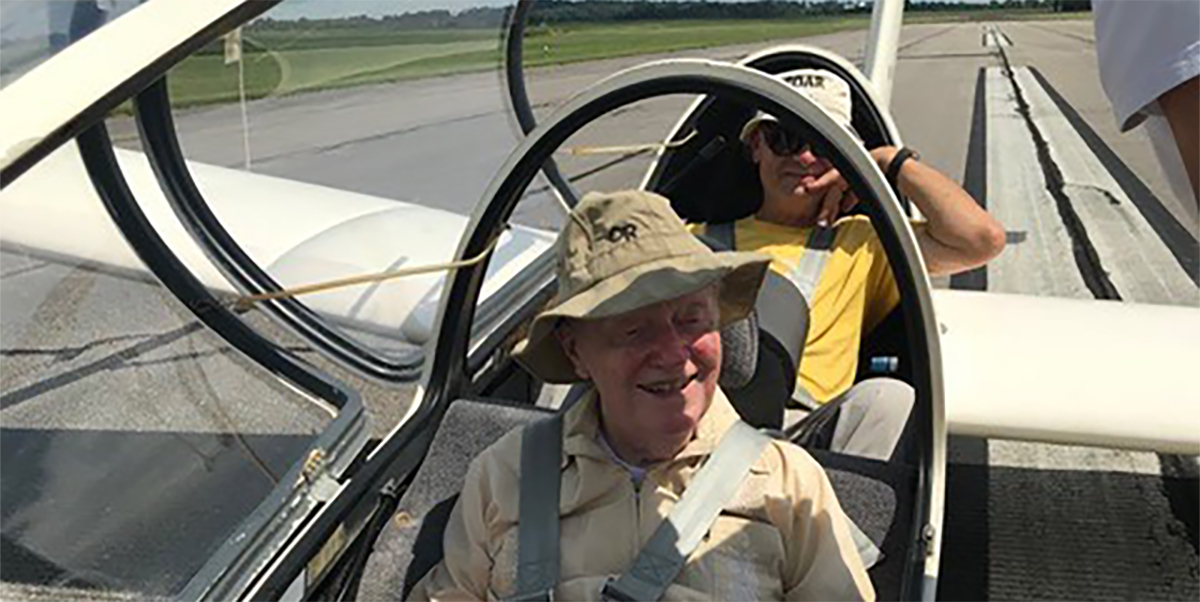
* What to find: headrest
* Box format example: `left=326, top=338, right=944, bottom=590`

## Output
left=693, top=232, right=759, bottom=389
left=718, top=309, right=758, bottom=389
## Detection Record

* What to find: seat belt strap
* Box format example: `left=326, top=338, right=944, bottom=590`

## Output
left=791, top=226, right=836, bottom=303
left=791, top=383, right=820, bottom=411
left=707, top=222, right=836, bottom=303
left=512, top=414, right=564, bottom=601
left=706, top=221, right=735, bottom=250
left=708, top=221, right=835, bottom=407
left=600, top=421, right=771, bottom=602
left=789, top=226, right=835, bottom=406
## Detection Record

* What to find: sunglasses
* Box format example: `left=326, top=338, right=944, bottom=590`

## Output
left=759, top=122, right=809, bottom=156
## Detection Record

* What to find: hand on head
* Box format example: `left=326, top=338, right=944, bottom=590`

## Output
left=753, top=124, right=858, bottom=226
left=798, top=157, right=856, bottom=227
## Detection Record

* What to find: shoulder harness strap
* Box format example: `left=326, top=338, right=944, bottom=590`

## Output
left=512, top=414, right=564, bottom=601
left=792, top=225, right=837, bottom=302
left=706, top=221, right=735, bottom=251
left=600, top=421, right=772, bottom=602
left=788, top=226, right=837, bottom=404
left=706, top=221, right=837, bottom=301
left=708, top=221, right=837, bottom=402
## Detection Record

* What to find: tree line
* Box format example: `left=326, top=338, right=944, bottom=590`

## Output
left=251, top=0, right=1087, bottom=32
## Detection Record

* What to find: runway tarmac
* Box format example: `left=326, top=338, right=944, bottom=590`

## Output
left=3, top=17, right=1198, bottom=600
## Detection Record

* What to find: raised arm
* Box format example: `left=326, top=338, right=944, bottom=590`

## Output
left=871, top=146, right=1006, bottom=277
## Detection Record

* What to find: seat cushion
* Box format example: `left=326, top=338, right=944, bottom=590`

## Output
left=810, top=449, right=917, bottom=600
left=356, top=399, right=550, bottom=602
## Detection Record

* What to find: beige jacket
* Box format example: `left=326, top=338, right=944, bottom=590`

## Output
left=412, top=389, right=874, bottom=601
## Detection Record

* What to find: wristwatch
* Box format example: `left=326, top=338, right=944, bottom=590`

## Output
left=885, top=147, right=919, bottom=189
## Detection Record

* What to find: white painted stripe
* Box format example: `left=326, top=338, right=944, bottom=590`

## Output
left=984, top=67, right=1091, bottom=299
left=1015, top=68, right=1199, bottom=307
left=983, top=26, right=1012, bottom=48
left=988, top=439, right=1163, bottom=475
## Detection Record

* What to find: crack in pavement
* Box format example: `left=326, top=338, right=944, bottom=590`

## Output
left=0, top=261, right=52, bottom=279
left=996, top=38, right=1121, bottom=301
left=1, top=331, right=184, bottom=363
left=1025, top=22, right=1095, bottom=46
left=251, top=107, right=506, bottom=166
left=0, top=322, right=206, bottom=411
left=1063, top=182, right=1123, bottom=207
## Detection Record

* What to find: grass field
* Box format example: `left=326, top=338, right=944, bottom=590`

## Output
left=166, top=17, right=874, bottom=107
left=162, top=11, right=1088, bottom=108
left=519, top=18, right=871, bottom=65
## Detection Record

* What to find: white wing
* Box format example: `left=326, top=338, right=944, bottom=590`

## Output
left=1, top=143, right=554, bottom=346
left=936, top=289, right=1200, bottom=455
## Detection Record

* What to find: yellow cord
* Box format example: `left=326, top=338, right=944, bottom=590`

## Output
left=234, top=235, right=502, bottom=309
left=561, top=130, right=697, bottom=156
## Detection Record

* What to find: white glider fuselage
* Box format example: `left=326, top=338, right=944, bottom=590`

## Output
left=5, top=138, right=1195, bottom=456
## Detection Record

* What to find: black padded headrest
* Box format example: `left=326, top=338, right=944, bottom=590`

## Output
left=718, top=310, right=758, bottom=390
left=696, top=232, right=759, bottom=391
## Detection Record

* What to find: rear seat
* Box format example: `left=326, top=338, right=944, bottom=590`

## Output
left=357, top=398, right=915, bottom=601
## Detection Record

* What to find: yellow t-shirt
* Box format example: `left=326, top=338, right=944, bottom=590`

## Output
left=697, top=215, right=900, bottom=403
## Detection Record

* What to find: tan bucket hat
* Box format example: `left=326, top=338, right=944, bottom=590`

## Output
left=738, top=68, right=858, bottom=143
left=513, top=190, right=770, bottom=383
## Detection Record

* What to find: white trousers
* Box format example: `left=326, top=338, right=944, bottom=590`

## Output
left=829, top=378, right=916, bottom=462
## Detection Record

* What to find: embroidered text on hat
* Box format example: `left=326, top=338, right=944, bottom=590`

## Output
left=605, top=224, right=638, bottom=243
left=785, top=73, right=826, bottom=89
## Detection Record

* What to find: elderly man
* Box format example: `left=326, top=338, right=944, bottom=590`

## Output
left=704, top=68, right=1005, bottom=459
left=413, top=190, right=874, bottom=601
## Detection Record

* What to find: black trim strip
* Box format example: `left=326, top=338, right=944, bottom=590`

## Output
left=77, top=122, right=373, bottom=600
left=503, top=0, right=580, bottom=208
left=952, top=67, right=989, bottom=291
left=76, top=125, right=352, bottom=405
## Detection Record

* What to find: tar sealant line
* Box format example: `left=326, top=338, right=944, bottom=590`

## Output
left=984, top=66, right=1091, bottom=299
left=1027, top=66, right=1200, bottom=289
left=1014, top=68, right=1199, bottom=307
left=995, top=45, right=1120, bottom=301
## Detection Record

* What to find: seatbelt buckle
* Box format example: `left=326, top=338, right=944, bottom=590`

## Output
left=599, top=578, right=635, bottom=602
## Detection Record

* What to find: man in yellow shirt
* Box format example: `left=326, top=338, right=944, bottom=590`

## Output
left=711, top=68, right=1005, bottom=459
